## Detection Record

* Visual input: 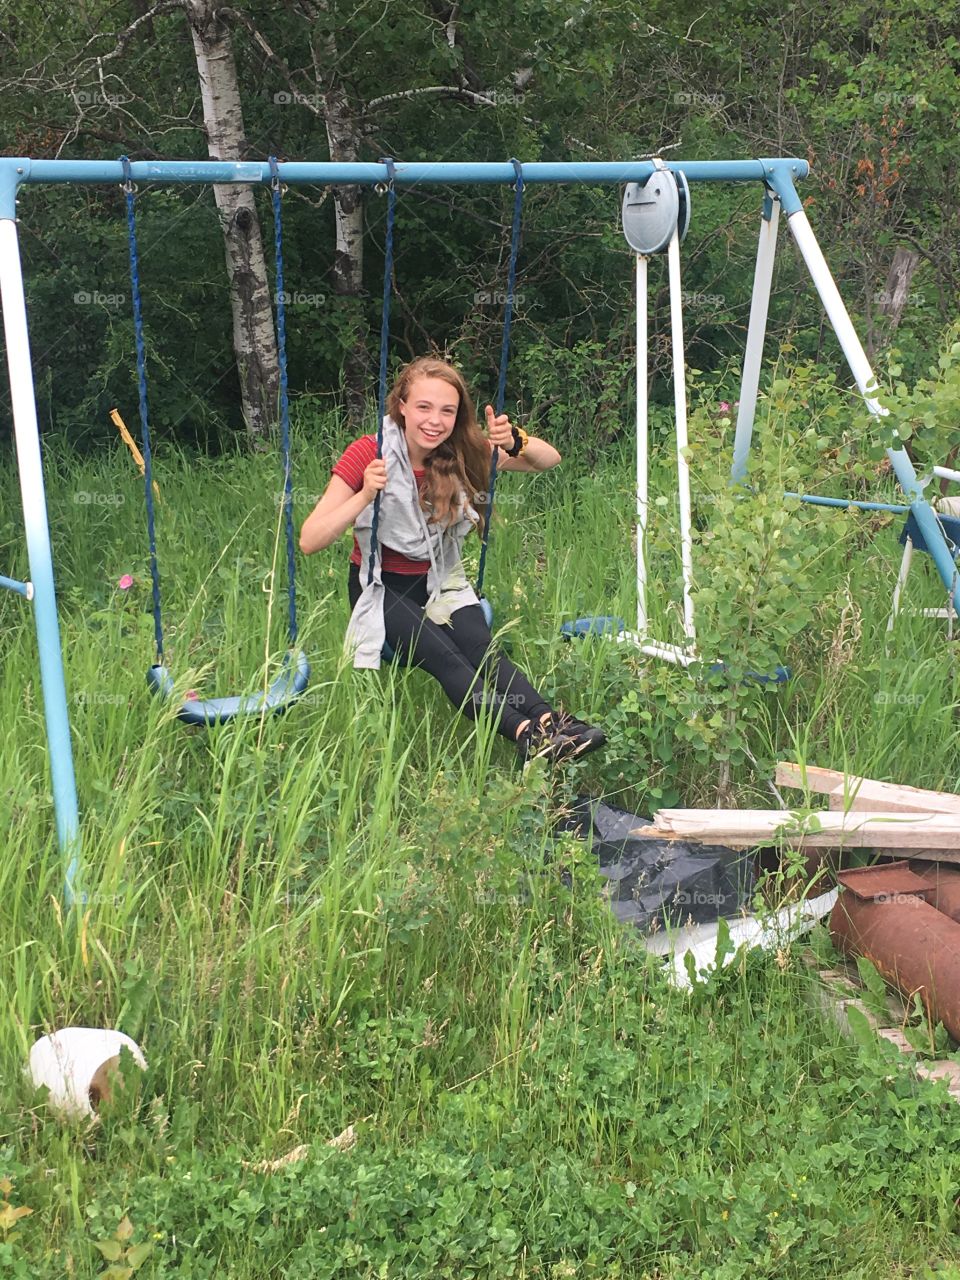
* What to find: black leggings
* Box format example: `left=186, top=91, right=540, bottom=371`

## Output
left=348, top=564, right=552, bottom=741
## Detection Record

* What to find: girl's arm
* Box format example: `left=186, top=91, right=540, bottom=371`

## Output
left=494, top=434, right=561, bottom=473
left=300, top=460, right=386, bottom=554
left=483, top=403, right=560, bottom=472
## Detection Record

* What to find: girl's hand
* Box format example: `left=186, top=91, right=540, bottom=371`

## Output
left=361, top=457, right=387, bottom=502
left=485, top=403, right=515, bottom=451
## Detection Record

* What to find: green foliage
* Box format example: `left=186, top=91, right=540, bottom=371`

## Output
left=2, top=0, right=957, bottom=448
left=873, top=324, right=960, bottom=465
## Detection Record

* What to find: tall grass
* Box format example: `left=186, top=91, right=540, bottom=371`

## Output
left=1, top=407, right=959, bottom=1279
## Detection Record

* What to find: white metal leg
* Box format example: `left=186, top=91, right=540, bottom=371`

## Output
left=636, top=253, right=648, bottom=635
left=786, top=211, right=886, bottom=415
left=731, top=198, right=780, bottom=484
left=667, top=230, right=696, bottom=646
left=0, top=218, right=81, bottom=905
left=615, top=632, right=699, bottom=666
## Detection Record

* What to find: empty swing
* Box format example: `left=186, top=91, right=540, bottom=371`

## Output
left=563, top=162, right=789, bottom=685
left=372, top=158, right=525, bottom=659
left=122, top=154, right=310, bottom=726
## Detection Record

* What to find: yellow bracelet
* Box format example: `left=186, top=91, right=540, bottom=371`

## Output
left=505, top=425, right=529, bottom=457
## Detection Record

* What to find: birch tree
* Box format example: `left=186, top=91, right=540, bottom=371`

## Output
left=185, top=0, right=279, bottom=447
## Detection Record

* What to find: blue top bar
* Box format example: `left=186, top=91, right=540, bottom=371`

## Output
left=5, top=157, right=808, bottom=188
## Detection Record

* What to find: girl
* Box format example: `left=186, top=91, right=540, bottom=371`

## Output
left=300, top=356, right=605, bottom=765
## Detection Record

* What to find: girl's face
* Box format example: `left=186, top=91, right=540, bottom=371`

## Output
left=399, top=376, right=459, bottom=458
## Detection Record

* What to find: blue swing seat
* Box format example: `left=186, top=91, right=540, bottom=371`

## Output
left=561, top=615, right=790, bottom=685
left=899, top=509, right=960, bottom=557
left=147, top=649, right=311, bottom=727
left=381, top=596, right=494, bottom=662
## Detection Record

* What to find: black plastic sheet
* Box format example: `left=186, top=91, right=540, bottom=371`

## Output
left=560, top=796, right=756, bottom=932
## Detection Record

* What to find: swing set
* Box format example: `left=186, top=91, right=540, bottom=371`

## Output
left=2, top=156, right=957, bottom=910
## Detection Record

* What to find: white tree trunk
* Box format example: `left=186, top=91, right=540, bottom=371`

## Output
left=187, top=0, right=279, bottom=447
left=322, top=78, right=370, bottom=422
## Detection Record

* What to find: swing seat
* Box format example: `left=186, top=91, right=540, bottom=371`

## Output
left=147, top=649, right=311, bottom=726
left=381, top=596, right=495, bottom=663
left=886, top=505, right=960, bottom=630
left=561, top=616, right=790, bottom=684
left=707, top=661, right=791, bottom=686
left=561, top=614, right=626, bottom=639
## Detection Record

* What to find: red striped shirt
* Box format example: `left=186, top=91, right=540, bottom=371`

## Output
left=332, top=434, right=430, bottom=575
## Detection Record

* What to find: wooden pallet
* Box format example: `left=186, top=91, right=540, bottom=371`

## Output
left=804, top=949, right=960, bottom=1104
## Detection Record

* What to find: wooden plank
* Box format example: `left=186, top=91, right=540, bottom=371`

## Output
left=876, top=848, right=960, bottom=866
left=776, top=762, right=960, bottom=815
left=631, top=808, right=960, bottom=850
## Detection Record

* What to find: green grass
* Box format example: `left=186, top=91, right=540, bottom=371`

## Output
left=2, top=409, right=960, bottom=1279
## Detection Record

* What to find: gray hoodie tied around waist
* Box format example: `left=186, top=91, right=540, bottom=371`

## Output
left=345, top=417, right=481, bottom=669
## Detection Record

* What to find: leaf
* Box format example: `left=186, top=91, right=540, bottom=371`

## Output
left=94, top=1239, right=123, bottom=1262
left=855, top=956, right=890, bottom=1022
left=126, top=1241, right=154, bottom=1270
left=116, top=1215, right=135, bottom=1242
left=0, top=1203, right=33, bottom=1230
left=845, top=1002, right=879, bottom=1052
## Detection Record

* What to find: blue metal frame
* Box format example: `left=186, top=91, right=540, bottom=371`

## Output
left=3, top=152, right=955, bottom=909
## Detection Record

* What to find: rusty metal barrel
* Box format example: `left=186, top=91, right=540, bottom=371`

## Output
left=829, top=860, right=960, bottom=1040
left=910, top=862, right=960, bottom=924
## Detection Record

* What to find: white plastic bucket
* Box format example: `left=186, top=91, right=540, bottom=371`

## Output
left=27, top=1027, right=147, bottom=1120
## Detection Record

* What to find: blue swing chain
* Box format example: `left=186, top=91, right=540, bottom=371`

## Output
left=268, top=157, right=299, bottom=646
left=476, top=158, right=524, bottom=597
left=367, top=157, right=397, bottom=588
left=121, top=155, right=165, bottom=663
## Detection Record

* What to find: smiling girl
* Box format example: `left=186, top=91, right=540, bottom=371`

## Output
left=300, top=356, right=605, bottom=765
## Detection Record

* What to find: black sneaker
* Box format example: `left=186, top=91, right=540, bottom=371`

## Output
left=516, top=715, right=555, bottom=766
left=546, top=710, right=607, bottom=762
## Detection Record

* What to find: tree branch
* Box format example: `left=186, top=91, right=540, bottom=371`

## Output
left=366, top=84, right=499, bottom=112
left=217, top=6, right=323, bottom=117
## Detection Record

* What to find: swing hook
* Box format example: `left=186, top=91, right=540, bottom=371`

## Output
left=374, top=156, right=396, bottom=197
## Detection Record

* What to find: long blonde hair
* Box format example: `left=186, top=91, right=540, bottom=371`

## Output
left=386, top=357, right=491, bottom=528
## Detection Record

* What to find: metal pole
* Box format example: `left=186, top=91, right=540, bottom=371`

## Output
left=784, top=492, right=908, bottom=514
left=0, top=218, right=81, bottom=906
left=667, top=229, right=696, bottom=645
left=731, top=197, right=780, bottom=484
left=6, top=157, right=811, bottom=198
left=786, top=209, right=960, bottom=616
left=636, top=254, right=648, bottom=634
